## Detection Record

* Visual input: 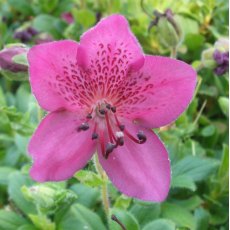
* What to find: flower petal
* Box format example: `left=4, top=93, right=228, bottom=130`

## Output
left=77, top=15, right=144, bottom=98
left=98, top=120, right=171, bottom=202
left=28, top=111, right=96, bottom=182
left=28, top=40, right=93, bottom=112
left=116, top=56, right=197, bottom=128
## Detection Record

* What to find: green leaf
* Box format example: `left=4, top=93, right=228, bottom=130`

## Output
left=171, top=174, right=196, bottom=191
left=29, top=214, right=55, bottom=230
left=184, top=33, right=205, bottom=51
left=162, top=203, right=196, bottom=230
left=32, top=15, right=67, bottom=39
left=39, top=0, right=59, bottom=13
left=72, top=9, right=96, bottom=28
left=8, top=171, right=36, bottom=215
left=109, top=208, right=140, bottom=230
left=58, top=203, right=106, bottom=230
left=0, top=69, right=28, bottom=81
left=114, top=194, right=131, bottom=210
left=0, top=210, right=29, bottom=230
left=74, top=170, right=104, bottom=187
left=174, top=196, right=203, bottom=211
left=0, top=167, right=16, bottom=185
left=8, top=0, right=33, bottom=15
left=130, top=201, right=161, bottom=227
left=201, top=125, right=216, bottom=137
left=218, top=97, right=229, bottom=117
left=0, top=87, right=6, bottom=106
left=70, top=184, right=100, bottom=209
left=18, top=225, right=37, bottom=230
left=218, top=144, right=229, bottom=178
left=194, top=208, right=209, bottom=230
left=142, top=219, right=176, bottom=230
left=172, top=156, right=219, bottom=182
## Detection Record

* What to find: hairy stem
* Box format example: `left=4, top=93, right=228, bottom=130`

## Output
left=94, top=154, right=110, bottom=217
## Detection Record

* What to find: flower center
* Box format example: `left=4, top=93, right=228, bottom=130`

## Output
left=77, top=100, right=147, bottom=159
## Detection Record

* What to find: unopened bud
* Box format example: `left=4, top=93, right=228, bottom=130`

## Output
left=0, top=44, right=29, bottom=81
left=201, top=37, right=229, bottom=76
left=0, top=45, right=28, bottom=73
left=201, top=48, right=216, bottom=68
left=149, top=9, right=182, bottom=48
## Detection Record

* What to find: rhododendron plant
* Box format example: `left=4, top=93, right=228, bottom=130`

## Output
left=28, top=15, right=196, bottom=202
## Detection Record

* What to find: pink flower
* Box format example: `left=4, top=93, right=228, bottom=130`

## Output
left=28, top=15, right=196, bottom=202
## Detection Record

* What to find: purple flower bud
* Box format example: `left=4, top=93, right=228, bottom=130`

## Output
left=213, top=50, right=224, bottom=65
left=223, top=52, right=229, bottom=64
left=0, top=46, right=28, bottom=72
left=14, top=31, right=32, bottom=43
left=27, top=27, right=39, bottom=36
left=214, top=64, right=228, bottom=76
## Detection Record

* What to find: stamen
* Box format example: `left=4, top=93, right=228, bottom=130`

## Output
left=124, top=129, right=147, bottom=144
left=92, top=133, right=98, bottom=140
left=111, top=106, right=116, bottom=113
left=105, top=142, right=116, bottom=159
left=86, top=114, right=92, bottom=119
left=92, top=123, right=98, bottom=140
left=119, top=125, right=125, bottom=131
left=137, top=131, right=147, bottom=143
left=99, top=109, right=106, bottom=115
left=116, top=131, right=124, bottom=146
left=114, top=114, right=125, bottom=131
left=99, top=131, right=105, bottom=158
left=105, top=112, right=116, bottom=143
left=113, top=114, right=147, bottom=144
left=77, top=122, right=89, bottom=131
left=106, top=104, right=111, bottom=110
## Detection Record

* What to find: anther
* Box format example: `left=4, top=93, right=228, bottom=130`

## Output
left=99, top=109, right=106, bottom=115
left=137, top=131, right=147, bottom=143
left=106, top=104, right=111, bottom=110
left=105, top=142, right=116, bottom=159
left=86, top=114, right=92, bottom=119
left=111, top=106, right=116, bottom=113
left=92, top=133, right=99, bottom=140
left=119, top=124, right=125, bottom=131
left=77, top=122, right=89, bottom=131
left=116, top=131, right=124, bottom=146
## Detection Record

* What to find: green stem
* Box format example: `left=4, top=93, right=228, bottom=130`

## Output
left=170, top=46, right=177, bottom=59
left=140, top=0, right=153, bottom=18
left=94, top=154, right=110, bottom=217
left=193, top=99, right=207, bottom=126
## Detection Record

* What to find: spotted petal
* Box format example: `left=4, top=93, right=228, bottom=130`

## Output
left=28, top=40, right=93, bottom=112
left=116, top=56, right=197, bottom=128
left=98, top=120, right=171, bottom=202
left=28, top=111, right=96, bottom=182
left=77, top=15, right=144, bottom=99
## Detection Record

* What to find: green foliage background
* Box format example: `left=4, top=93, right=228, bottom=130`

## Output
left=0, top=0, right=228, bottom=229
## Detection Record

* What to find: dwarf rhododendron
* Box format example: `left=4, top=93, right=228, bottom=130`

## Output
left=28, top=15, right=196, bottom=202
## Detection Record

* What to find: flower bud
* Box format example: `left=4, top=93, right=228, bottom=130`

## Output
left=0, top=44, right=28, bottom=80
left=201, top=37, right=229, bottom=76
left=149, top=9, right=182, bottom=48
left=0, top=45, right=28, bottom=72
left=22, top=185, right=56, bottom=209
left=22, top=184, right=77, bottom=212
left=201, top=48, right=216, bottom=69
